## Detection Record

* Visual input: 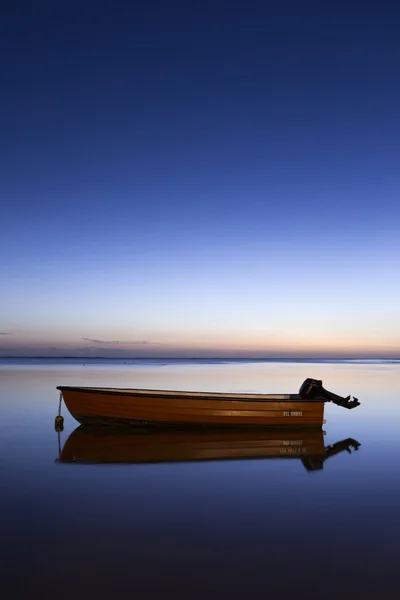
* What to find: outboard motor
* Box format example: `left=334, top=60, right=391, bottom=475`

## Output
left=299, top=378, right=360, bottom=409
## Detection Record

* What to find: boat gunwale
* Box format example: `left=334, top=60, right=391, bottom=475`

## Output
left=56, top=385, right=325, bottom=403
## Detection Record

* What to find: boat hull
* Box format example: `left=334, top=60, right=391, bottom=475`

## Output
left=57, top=387, right=325, bottom=427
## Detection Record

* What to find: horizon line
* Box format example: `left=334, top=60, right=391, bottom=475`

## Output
left=0, top=355, right=399, bottom=361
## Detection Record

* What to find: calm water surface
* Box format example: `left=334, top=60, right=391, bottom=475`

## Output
left=1, top=359, right=399, bottom=599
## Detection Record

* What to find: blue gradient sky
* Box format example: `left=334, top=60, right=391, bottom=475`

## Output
left=1, top=0, right=399, bottom=357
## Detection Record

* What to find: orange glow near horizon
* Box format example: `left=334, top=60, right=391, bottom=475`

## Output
left=0, top=332, right=399, bottom=358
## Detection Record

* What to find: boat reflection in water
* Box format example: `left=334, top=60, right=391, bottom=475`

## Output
left=58, top=426, right=361, bottom=472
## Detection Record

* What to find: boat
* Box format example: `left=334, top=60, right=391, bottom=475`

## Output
left=57, top=425, right=361, bottom=471
left=56, top=378, right=360, bottom=428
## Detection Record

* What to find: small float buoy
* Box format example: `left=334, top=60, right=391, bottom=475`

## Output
left=55, top=415, right=64, bottom=432
left=55, top=391, right=64, bottom=431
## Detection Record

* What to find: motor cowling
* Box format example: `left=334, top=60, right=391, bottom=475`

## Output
left=299, top=378, right=324, bottom=399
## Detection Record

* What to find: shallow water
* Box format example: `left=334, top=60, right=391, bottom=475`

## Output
left=1, top=359, right=399, bottom=599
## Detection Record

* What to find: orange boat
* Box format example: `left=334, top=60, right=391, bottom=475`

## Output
left=57, top=425, right=361, bottom=471
left=56, top=378, right=360, bottom=428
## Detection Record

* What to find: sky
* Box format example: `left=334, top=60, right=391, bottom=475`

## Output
left=1, top=0, right=400, bottom=358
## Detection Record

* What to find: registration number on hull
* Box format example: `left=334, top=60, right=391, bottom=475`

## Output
left=280, top=447, right=308, bottom=454
left=283, top=411, right=303, bottom=417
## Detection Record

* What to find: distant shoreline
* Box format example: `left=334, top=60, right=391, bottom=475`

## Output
left=0, top=356, right=399, bottom=361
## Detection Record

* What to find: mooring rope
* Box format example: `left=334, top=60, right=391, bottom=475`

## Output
left=58, top=391, right=63, bottom=417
